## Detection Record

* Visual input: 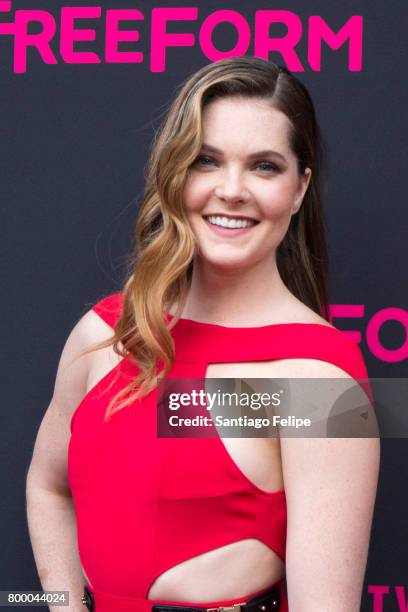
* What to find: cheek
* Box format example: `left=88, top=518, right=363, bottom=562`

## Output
left=182, top=175, right=209, bottom=214
left=260, top=180, right=296, bottom=219
left=260, top=199, right=292, bottom=223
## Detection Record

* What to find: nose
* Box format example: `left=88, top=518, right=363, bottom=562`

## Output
left=214, top=168, right=250, bottom=204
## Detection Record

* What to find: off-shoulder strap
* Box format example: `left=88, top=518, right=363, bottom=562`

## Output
left=322, top=329, right=372, bottom=402
left=92, top=292, right=123, bottom=328
left=311, top=326, right=369, bottom=380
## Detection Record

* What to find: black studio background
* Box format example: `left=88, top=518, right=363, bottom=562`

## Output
left=1, top=1, right=407, bottom=610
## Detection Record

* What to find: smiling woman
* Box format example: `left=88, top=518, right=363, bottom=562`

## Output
left=26, top=57, right=379, bottom=612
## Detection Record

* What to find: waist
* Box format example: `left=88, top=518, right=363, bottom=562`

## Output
left=82, top=579, right=288, bottom=612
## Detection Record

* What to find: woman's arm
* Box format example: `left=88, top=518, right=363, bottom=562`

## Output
left=280, top=359, right=380, bottom=612
left=25, top=309, right=102, bottom=611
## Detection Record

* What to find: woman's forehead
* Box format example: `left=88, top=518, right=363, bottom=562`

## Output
left=201, top=97, right=292, bottom=156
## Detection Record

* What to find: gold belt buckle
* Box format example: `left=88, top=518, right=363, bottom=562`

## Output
left=206, top=604, right=244, bottom=612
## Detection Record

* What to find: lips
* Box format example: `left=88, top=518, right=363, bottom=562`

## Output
left=202, top=214, right=259, bottom=223
left=205, top=218, right=257, bottom=230
left=203, top=215, right=259, bottom=237
left=203, top=214, right=260, bottom=231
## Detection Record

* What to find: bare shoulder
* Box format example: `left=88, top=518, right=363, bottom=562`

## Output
left=51, top=307, right=118, bottom=416
left=70, top=305, right=117, bottom=345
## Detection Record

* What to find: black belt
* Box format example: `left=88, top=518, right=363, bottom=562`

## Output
left=82, top=583, right=281, bottom=612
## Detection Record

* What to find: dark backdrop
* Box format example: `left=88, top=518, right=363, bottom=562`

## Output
left=1, top=1, right=407, bottom=610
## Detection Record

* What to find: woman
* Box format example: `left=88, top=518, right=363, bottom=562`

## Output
left=26, top=57, right=380, bottom=612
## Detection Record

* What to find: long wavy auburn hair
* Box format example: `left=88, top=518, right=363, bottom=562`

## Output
left=76, top=56, right=329, bottom=422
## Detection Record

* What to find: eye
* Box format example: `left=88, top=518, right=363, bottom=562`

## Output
left=191, top=156, right=280, bottom=173
left=193, top=155, right=216, bottom=167
left=255, top=161, right=280, bottom=173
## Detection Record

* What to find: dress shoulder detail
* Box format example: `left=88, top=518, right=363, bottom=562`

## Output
left=316, top=324, right=370, bottom=379
left=92, top=292, right=123, bottom=329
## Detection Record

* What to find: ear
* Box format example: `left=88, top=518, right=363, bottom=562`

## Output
left=292, top=167, right=312, bottom=215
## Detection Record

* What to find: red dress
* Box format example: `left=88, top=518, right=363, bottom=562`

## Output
left=68, top=293, right=371, bottom=612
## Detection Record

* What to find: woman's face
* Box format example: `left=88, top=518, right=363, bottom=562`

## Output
left=182, top=96, right=312, bottom=272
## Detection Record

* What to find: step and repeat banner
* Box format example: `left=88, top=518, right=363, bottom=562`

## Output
left=2, top=1, right=406, bottom=610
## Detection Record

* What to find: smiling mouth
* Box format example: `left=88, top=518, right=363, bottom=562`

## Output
left=203, top=215, right=259, bottom=229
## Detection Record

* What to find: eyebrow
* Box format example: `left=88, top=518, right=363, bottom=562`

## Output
left=200, top=143, right=288, bottom=163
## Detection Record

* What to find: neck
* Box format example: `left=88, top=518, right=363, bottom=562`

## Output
left=174, top=256, right=297, bottom=326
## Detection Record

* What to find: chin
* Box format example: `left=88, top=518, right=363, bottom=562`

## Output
left=197, top=253, right=254, bottom=271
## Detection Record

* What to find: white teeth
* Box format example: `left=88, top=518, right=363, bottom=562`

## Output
left=206, top=215, right=256, bottom=229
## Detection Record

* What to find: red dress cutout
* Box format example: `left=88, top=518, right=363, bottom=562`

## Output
left=68, top=293, right=372, bottom=612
